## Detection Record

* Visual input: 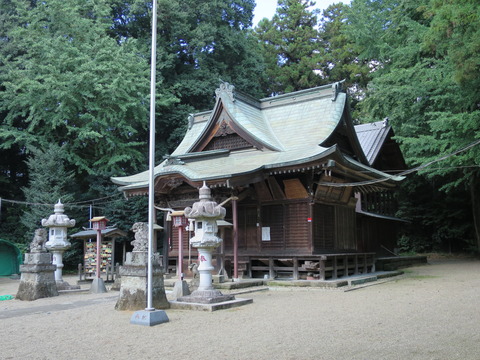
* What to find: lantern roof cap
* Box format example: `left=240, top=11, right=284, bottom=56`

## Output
left=90, top=216, right=109, bottom=223
left=54, top=199, right=65, bottom=213
left=41, top=200, right=76, bottom=228
left=170, top=210, right=185, bottom=217
left=184, top=183, right=226, bottom=220
left=199, top=181, right=211, bottom=200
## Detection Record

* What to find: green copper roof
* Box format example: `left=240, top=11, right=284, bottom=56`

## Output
left=112, top=82, right=401, bottom=192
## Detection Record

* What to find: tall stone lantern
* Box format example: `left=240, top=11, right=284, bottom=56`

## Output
left=42, top=200, right=76, bottom=289
left=179, top=182, right=234, bottom=303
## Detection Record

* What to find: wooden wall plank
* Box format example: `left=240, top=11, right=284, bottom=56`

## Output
left=283, top=178, right=309, bottom=199
left=267, top=177, right=286, bottom=200
left=254, top=181, right=273, bottom=201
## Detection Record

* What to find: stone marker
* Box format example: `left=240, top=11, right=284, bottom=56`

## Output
left=16, top=229, right=58, bottom=301
left=171, top=279, right=190, bottom=299
left=115, top=222, right=169, bottom=311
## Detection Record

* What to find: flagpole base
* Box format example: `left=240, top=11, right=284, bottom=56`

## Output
left=130, top=309, right=169, bottom=326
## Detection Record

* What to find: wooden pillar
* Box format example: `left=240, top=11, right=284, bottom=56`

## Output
left=344, top=255, right=348, bottom=276
left=293, top=257, right=299, bottom=280
left=319, top=256, right=326, bottom=281
left=178, top=226, right=184, bottom=279
left=111, top=237, right=116, bottom=277
left=308, top=203, right=313, bottom=253
left=332, top=256, right=338, bottom=279
left=162, top=214, right=170, bottom=273
left=218, top=227, right=225, bottom=275
left=233, top=198, right=239, bottom=279
left=153, top=207, right=157, bottom=251
left=83, top=239, right=87, bottom=273
left=269, top=257, right=275, bottom=279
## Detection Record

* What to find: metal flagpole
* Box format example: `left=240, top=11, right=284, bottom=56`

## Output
left=130, top=0, right=167, bottom=326
left=146, top=0, right=158, bottom=311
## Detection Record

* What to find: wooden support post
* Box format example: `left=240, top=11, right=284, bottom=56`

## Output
left=293, top=257, right=299, bottom=280
left=319, top=256, right=326, bottom=280
left=106, top=263, right=110, bottom=281
left=232, top=198, right=239, bottom=279
left=153, top=207, right=157, bottom=251
left=218, top=227, right=225, bottom=276
left=162, top=215, right=170, bottom=273
left=332, top=256, right=338, bottom=279
left=78, top=263, right=83, bottom=281
left=269, top=257, right=275, bottom=279
left=354, top=254, right=359, bottom=275
left=178, top=226, right=183, bottom=279
left=95, top=228, right=102, bottom=278
left=110, top=238, right=115, bottom=274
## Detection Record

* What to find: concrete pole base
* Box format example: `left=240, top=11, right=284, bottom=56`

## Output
left=130, top=309, right=169, bottom=326
left=90, top=278, right=107, bottom=293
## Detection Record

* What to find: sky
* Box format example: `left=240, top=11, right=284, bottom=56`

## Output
left=253, top=0, right=351, bottom=27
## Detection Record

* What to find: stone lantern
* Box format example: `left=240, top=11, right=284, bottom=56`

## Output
left=178, top=182, right=234, bottom=303
left=42, top=200, right=76, bottom=290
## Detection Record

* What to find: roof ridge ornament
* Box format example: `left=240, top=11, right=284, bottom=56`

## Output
left=382, top=117, right=389, bottom=128
left=215, top=81, right=235, bottom=102
left=188, top=114, right=194, bottom=130
left=331, top=80, right=345, bottom=101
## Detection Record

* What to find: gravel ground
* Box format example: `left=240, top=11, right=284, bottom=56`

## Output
left=0, top=258, right=479, bottom=360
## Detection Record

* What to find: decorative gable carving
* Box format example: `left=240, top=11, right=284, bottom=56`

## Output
left=217, top=120, right=236, bottom=136
left=203, top=120, right=254, bottom=151
left=191, top=101, right=262, bottom=152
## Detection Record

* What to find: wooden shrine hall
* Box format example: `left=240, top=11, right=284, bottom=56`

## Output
left=112, top=82, right=406, bottom=281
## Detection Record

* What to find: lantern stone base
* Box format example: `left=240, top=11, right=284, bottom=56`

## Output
left=115, top=251, right=169, bottom=311
left=16, top=253, right=58, bottom=301
left=170, top=297, right=253, bottom=312
left=177, top=289, right=235, bottom=304
left=110, top=275, right=122, bottom=291
left=57, top=280, right=81, bottom=291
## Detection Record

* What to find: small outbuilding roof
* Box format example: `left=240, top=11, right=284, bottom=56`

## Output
left=354, top=119, right=391, bottom=166
left=70, top=228, right=128, bottom=239
left=355, top=118, right=406, bottom=171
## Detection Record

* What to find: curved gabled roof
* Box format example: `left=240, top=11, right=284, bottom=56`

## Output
left=112, top=82, right=400, bottom=194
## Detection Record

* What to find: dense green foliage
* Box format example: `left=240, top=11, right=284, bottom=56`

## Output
left=1, top=0, right=152, bottom=176
left=319, top=2, right=371, bottom=108
left=255, top=0, right=325, bottom=94
left=20, top=145, right=76, bottom=241
left=347, top=0, right=480, bottom=252
left=0, top=0, right=478, bottom=256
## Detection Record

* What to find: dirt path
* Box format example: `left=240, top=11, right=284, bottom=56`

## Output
left=1, top=259, right=479, bottom=360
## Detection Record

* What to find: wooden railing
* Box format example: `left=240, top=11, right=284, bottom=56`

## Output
left=246, top=253, right=376, bottom=281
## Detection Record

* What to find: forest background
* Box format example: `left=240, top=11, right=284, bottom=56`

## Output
left=1, top=0, right=479, bottom=268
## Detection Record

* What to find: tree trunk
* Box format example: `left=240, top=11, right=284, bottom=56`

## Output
left=470, top=173, right=480, bottom=253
